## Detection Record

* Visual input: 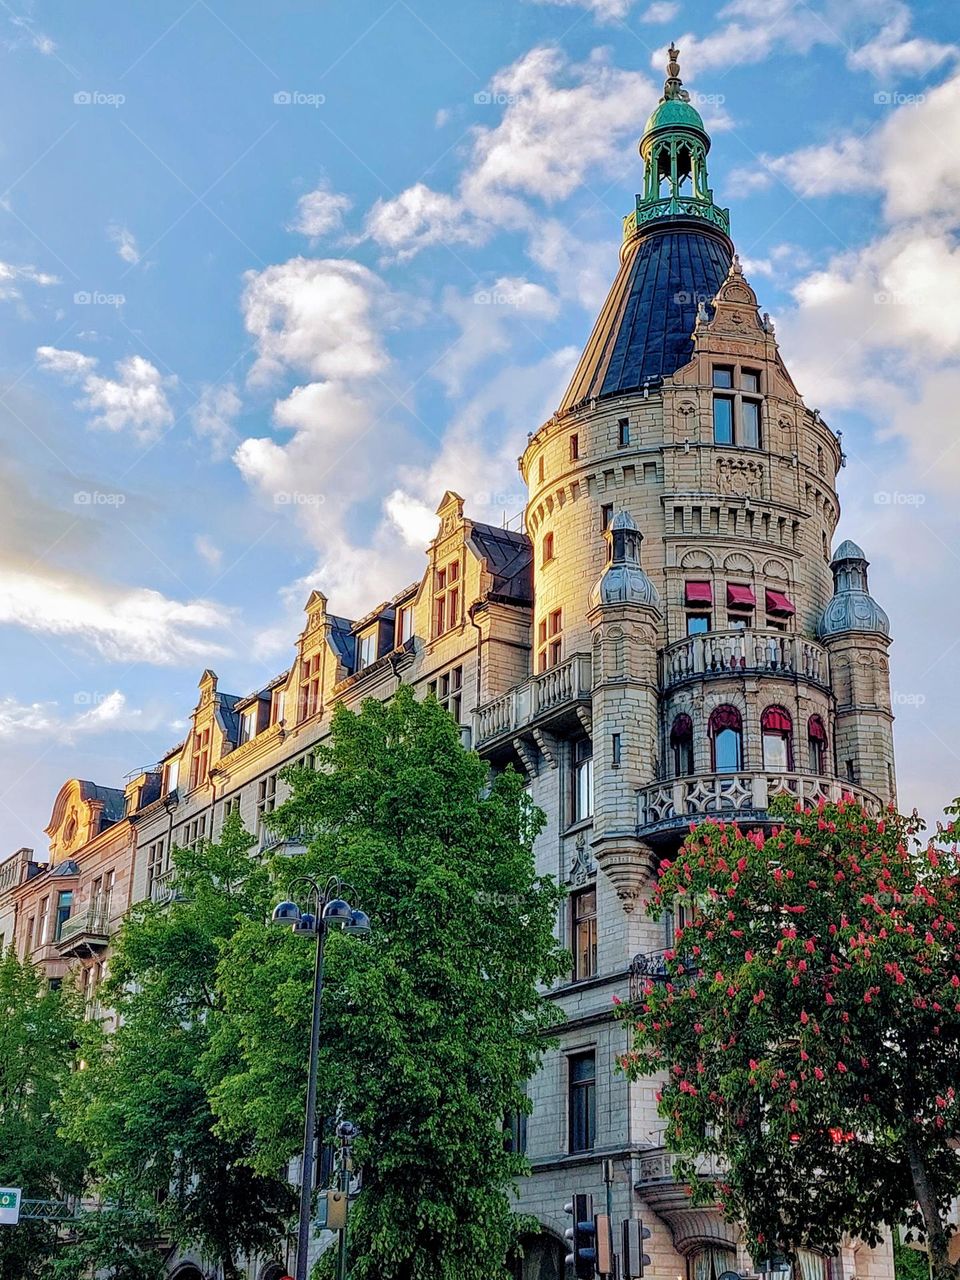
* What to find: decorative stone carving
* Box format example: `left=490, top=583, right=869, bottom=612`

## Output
left=717, top=456, right=763, bottom=497
left=569, top=832, right=597, bottom=886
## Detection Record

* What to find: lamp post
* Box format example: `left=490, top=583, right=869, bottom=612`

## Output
left=271, top=877, right=371, bottom=1280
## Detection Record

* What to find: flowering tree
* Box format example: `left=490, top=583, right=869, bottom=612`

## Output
left=618, top=797, right=960, bottom=1280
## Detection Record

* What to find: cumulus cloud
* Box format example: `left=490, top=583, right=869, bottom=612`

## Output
left=640, top=1, right=679, bottom=19
left=191, top=381, right=241, bottom=458
left=848, top=8, right=956, bottom=80
left=365, top=184, right=481, bottom=261
left=108, top=223, right=140, bottom=265
left=288, top=181, right=352, bottom=239
left=37, top=346, right=176, bottom=440
left=527, top=0, right=635, bottom=23
left=0, top=690, right=164, bottom=742
left=242, top=257, right=387, bottom=386
left=0, top=260, right=59, bottom=300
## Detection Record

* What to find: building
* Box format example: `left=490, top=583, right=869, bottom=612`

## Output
left=8, top=47, right=898, bottom=1280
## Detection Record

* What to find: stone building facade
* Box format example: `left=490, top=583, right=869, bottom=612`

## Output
left=4, top=49, right=898, bottom=1280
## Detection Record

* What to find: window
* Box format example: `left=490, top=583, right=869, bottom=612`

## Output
left=146, top=839, right=168, bottom=897
left=712, top=364, right=763, bottom=448
left=357, top=627, right=378, bottom=670
left=271, top=688, right=286, bottom=726
left=54, top=890, right=73, bottom=941
left=24, top=917, right=35, bottom=957
left=238, top=706, right=258, bottom=746
left=537, top=456, right=544, bottom=483
left=807, top=715, right=828, bottom=775
left=395, top=603, right=414, bottom=645
left=37, top=896, right=50, bottom=947
left=689, top=1247, right=737, bottom=1280
left=794, top=1252, right=827, bottom=1280
left=299, top=653, right=321, bottom=721
left=671, top=714, right=694, bottom=777
left=542, top=531, right=555, bottom=564
left=600, top=503, right=614, bottom=532
left=685, top=581, right=712, bottom=634
left=571, top=887, right=597, bottom=980
left=687, top=613, right=710, bottom=635
left=163, top=757, right=179, bottom=795
left=537, top=608, right=563, bottom=671
left=761, top=706, right=794, bottom=771
left=568, top=1051, right=596, bottom=1152
left=709, top=705, right=743, bottom=772
left=569, top=433, right=579, bottom=461
left=221, top=795, right=241, bottom=830
left=257, top=774, right=278, bottom=836
left=91, top=870, right=115, bottom=914
left=504, top=1109, right=528, bottom=1155
left=179, top=816, right=206, bottom=852
left=572, top=738, right=594, bottom=822
left=726, top=582, right=756, bottom=628
left=434, top=560, right=460, bottom=636
left=190, top=727, right=210, bottom=790
left=430, top=666, right=463, bottom=722
left=618, top=417, right=630, bottom=448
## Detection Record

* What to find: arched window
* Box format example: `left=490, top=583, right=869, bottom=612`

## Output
left=807, top=714, right=828, bottom=774
left=671, top=714, right=695, bottom=777
left=762, top=705, right=794, bottom=770
left=689, top=1247, right=737, bottom=1280
left=709, top=705, right=743, bottom=772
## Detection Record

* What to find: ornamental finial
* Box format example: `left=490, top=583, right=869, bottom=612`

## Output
left=663, top=42, right=689, bottom=102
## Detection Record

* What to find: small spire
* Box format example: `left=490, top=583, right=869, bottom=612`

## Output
left=662, top=42, right=689, bottom=102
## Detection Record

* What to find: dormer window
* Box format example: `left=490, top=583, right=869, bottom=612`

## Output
left=189, top=727, right=210, bottom=790
left=713, top=364, right=762, bottom=448
left=357, top=627, right=378, bottom=670
left=162, top=758, right=179, bottom=795
left=270, top=688, right=286, bottom=726
left=395, top=603, right=414, bottom=646
left=298, top=653, right=321, bottom=721
left=238, top=706, right=258, bottom=746
left=434, top=560, right=460, bottom=636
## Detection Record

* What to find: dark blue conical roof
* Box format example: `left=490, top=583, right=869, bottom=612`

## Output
left=559, top=225, right=732, bottom=412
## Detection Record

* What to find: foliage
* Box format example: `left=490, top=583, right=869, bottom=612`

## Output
left=50, top=1203, right=166, bottom=1280
left=0, top=948, right=86, bottom=1280
left=59, top=815, right=294, bottom=1280
left=209, top=686, right=568, bottom=1280
left=618, top=796, right=960, bottom=1280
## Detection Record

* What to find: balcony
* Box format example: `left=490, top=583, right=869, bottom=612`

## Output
left=634, top=1146, right=732, bottom=1250
left=474, top=652, right=592, bottom=750
left=637, top=771, right=882, bottom=843
left=57, top=899, right=113, bottom=957
left=149, top=868, right=178, bottom=904
left=661, top=628, right=830, bottom=692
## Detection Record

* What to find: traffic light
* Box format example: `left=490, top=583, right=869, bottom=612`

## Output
left=564, top=1193, right=597, bottom=1278
left=622, top=1218, right=652, bottom=1279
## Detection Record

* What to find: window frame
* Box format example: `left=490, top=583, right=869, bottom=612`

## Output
left=761, top=705, right=794, bottom=771
left=572, top=737, right=594, bottom=823
left=617, top=417, right=630, bottom=448
left=709, top=704, right=743, bottom=773
left=568, top=1050, right=597, bottom=1153
left=712, top=363, right=764, bottom=448
left=571, top=886, right=598, bottom=981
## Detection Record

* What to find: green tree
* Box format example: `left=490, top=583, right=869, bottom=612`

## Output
left=0, top=948, right=86, bottom=1280
left=51, top=1204, right=166, bottom=1280
left=60, top=815, right=294, bottom=1280
left=619, top=797, right=960, bottom=1280
left=209, top=686, right=568, bottom=1280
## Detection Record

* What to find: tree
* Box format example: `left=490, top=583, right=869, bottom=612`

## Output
left=619, top=796, right=960, bottom=1280
left=209, top=686, right=568, bottom=1280
left=59, top=815, right=294, bottom=1280
left=51, top=1204, right=166, bottom=1280
left=0, top=948, right=86, bottom=1280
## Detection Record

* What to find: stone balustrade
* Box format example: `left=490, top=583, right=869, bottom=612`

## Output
left=57, top=897, right=112, bottom=952
left=475, top=652, right=592, bottom=747
left=661, top=628, right=830, bottom=691
left=638, top=771, right=882, bottom=838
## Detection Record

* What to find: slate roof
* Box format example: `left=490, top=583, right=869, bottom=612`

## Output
left=559, top=225, right=732, bottom=412
left=470, top=523, right=533, bottom=604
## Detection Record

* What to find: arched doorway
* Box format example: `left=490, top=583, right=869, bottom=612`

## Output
left=511, top=1230, right=566, bottom=1280
left=170, top=1266, right=204, bottom=1280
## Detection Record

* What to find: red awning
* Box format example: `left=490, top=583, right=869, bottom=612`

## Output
left=762, top=706, right=793, bottom=733
left=727, top=583, right=756, bottom=608
left=765, top=588, right=796, bottom=616
left=685, top=580, right=712, bottom=605
left=808, top=715, right=827, bottom=741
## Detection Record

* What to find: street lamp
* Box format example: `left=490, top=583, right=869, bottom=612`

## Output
left=271, top=877, right=371, bottom=1280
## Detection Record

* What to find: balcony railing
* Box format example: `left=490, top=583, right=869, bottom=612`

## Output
left=57, top=899, right=112, bottom=952
left=474, top=652, right=592, bottom=748
left=149, top=868, right=177, bottom=904
left=661, top=628, right=829, bottom=691
left=635, top=1145, right=720, bottom=1186
left=638, top=771, right=882, bottom=839
left=628, top=949, right=699, bottom=1000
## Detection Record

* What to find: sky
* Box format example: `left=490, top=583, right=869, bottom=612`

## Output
left=0, top=0, right=957, bottom=853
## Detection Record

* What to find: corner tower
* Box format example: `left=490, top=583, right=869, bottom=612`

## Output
left=517, top=44, right=896, bottom=909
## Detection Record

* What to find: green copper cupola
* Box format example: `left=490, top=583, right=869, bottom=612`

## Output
left=626, top=45, right=730, bottom=241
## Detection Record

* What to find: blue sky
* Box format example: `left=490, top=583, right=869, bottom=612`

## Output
left=0, top=0, right=958, bottom=850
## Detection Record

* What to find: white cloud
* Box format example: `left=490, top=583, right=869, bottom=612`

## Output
left=640, top=1, right=678, bottom=19
left=0, top=260, right=59, bottom=300
left=365, top=47, right=655, bottom=262
left=848, top=8, right=956, bottom=80
left=0, top=690, right=163, bottom=741
left=761, top=135, right=875, bottom=199
left=527, top=0, right=634, bottom=22
left=194, top=534, right=222, bottom=571
left=288, top=182, right=352, bottom=239
left=37, top=346, right=176, bottom=440
left=242, top=257, right=387, bottom=386
left=191, top=382, right=241, bottom=458
left=108, top=223, right=140, bottom=265
left=0, top=564, right=230, bottom=664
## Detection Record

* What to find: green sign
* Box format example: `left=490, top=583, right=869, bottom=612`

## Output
left=0, top=1189, right=21, bottom=1226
